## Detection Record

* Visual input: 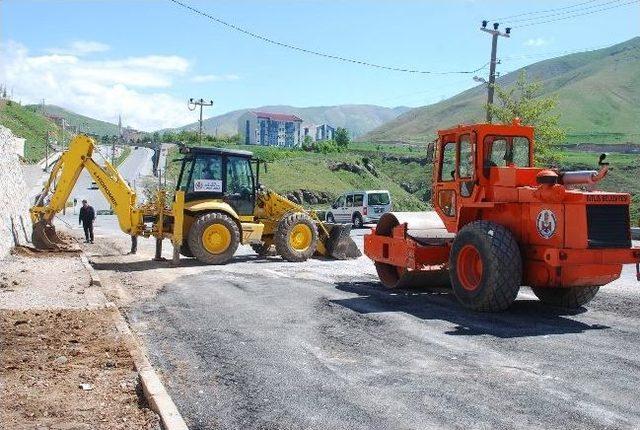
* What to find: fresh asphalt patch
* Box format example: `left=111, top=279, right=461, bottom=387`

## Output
left=128, top=266, right=640, bottom=430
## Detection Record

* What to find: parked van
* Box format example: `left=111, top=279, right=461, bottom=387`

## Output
left=326, top=190, right=392, bottom=227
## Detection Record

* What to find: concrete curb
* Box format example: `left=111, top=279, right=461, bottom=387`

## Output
left=80, top=252, right=189, bottom=430
left=79, top=254, right=102, bottom=287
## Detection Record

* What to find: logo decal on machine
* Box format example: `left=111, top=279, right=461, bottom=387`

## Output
left=536, top=209, right=557, bottom=239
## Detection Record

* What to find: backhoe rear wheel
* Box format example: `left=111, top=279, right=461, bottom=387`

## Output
left=275, top=212, right=318, bottom=262
left=188, top=212, right=240, bottom=265
left=450, top=221, right=522, bottom=312
left=532, top=286, right=599, bottom=309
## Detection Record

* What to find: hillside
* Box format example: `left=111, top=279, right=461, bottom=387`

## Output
left=362, top=37, right=640, bottom=144
left=26, top=104, right=120, bottom=137
left=177, top=104, right=410, bottom=138
left=0, top=101, right=61, bottom=162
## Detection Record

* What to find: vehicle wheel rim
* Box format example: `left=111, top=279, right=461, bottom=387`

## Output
left=202, top=224, right=231, bottom=254
left=289, top=224, right=313, bottom=251
left=457, top=244, right=483, bottom=291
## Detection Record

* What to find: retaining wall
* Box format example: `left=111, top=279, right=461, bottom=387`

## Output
left=0, top=126, right=32, bottom=259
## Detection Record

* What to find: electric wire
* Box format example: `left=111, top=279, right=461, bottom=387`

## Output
left=512, top=0, right=640, bottom=28
left=491, top=0, right=600, bottom=21
left=504, top=0, right=626, bottom=24
left=167, top=0, right=489, bottom=75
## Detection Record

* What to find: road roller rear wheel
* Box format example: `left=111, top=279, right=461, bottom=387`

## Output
left=450, top=221, right=522, bottom=312
left=532, top=286, right=599, bottom=309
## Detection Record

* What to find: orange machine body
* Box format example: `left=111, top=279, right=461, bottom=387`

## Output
left=364, top=120, right=640, bottom=289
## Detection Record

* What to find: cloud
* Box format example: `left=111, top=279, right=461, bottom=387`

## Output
left=525, top=38, right=550, bottom=47
left=47, top=40, right=110, bottom=56
left=191, top=74, right=240, bottom=83
left=0, top=40, right=195, bottom=131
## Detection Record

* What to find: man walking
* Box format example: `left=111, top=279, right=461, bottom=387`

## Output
left=79, top=199, right=95, bottom=243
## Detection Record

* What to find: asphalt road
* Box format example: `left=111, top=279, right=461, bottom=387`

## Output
left=69, top=146, right=154, bottom=212
left=123, top=233, right=640, bottom=430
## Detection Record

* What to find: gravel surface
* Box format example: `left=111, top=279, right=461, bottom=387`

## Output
left=0, top=250, right=95, bottom=310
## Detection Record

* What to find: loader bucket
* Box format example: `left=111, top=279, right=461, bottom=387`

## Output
left=316, top=222, right=361, bottom=260
left=32, top=220, right=64, bottom=250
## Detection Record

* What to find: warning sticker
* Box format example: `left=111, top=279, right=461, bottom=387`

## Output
left=194, top=179, right=222, bottom=192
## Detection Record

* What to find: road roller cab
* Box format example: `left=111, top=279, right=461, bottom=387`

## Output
left=364, top=120, right=640, bottom=312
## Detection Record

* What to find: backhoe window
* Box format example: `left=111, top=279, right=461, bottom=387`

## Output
left=226, top=156, right=253, bottom=196
left=484, top=135, right=531, bottom=169
left=190, top=156, right=223, bottom=193
left=439, top=141, right=456, bottom=182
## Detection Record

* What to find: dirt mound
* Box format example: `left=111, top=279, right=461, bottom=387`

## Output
left=0, top=309, right=160, bottom=429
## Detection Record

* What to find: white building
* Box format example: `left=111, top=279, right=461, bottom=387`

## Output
left=238, top=111, right=303, bottom=147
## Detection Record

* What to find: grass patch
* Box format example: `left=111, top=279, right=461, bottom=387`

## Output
left=0, top=101, right=59, bottom=162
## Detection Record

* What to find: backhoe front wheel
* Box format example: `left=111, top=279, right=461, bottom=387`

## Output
left=532, top=286, right=599, bottom=309
left=450, top=221, right=522, bottom=312
left=188, top=212, right=240, bottom=265
left=275, top=212, right=318, bottom=262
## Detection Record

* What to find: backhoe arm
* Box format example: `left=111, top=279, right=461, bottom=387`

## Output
left=30, top=135, right=144, bottom=249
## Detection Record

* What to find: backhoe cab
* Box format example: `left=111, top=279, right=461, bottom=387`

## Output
left=365, top=119, right=640, bottom=311
left=30, top=135, right=359, bottom=265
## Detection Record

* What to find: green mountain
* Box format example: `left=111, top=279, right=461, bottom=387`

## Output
left=26, top=104, right=120, bottom=137
left=0, top=101, right=63, bottom=162
left=362, top=37, right=640, bottom=144
left=177, top=104, right=410, bottom=138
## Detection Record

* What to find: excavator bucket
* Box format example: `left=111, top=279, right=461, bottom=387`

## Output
left=31, top=220, right=65, bottom=250
left=316, top=222, right=361, bottom=260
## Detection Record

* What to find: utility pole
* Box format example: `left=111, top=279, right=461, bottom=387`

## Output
left=44, top=131, right=50, bottom=172
left=480, top=21, right=510, bottom=122
left=188, top=98, right=214, bottom=143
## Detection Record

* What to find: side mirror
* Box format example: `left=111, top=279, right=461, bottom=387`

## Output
left=598, top=153, right=609, bottom=166
left=332, top=203, right=338, bottom=209
left=426, top=141, right=435, bottom=163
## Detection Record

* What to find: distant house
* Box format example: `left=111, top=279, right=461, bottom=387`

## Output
left=238, top=111, right=303, bottom=147
left=315, top=124, right=335, bottom=141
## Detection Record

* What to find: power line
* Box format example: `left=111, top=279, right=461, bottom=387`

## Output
left=513, top=0, right=640, bottom=27
left=167, top=0, right=489, bottom=75
left=491, top=0, right=600, bottom=21
left=506, top=0, right=627, bottom=24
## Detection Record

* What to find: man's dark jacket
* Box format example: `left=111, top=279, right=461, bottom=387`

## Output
left=79, top=205, right=95, bottom=225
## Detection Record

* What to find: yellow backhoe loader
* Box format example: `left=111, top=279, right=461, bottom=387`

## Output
left=30, top=135, right=360, bottom=263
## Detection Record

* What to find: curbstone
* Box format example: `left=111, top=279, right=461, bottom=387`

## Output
left=80, top=251, right=188, bottom=430
left=79, top=254, right=102, bottom=287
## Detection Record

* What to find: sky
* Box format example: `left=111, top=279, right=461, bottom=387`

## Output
left=1, top=0, right=638, bottom=131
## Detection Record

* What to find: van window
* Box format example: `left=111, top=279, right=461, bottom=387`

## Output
left=368, top=192, right=390, bottom=205
left=354, top=194, right=364, bottom=206
left=336, top=196, right=345, bottom=207
left=346, top=195, right=354, bottom=207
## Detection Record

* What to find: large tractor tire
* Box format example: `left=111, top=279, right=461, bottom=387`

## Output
left=449, top=221, right=522, bottom=312
left=275, top=212, right=318, bottom=262
left=180, top=241, right=194, bottom=258
left=532, top=286, right=599, bottom=309
left=188, top=212, right=240, bottom=265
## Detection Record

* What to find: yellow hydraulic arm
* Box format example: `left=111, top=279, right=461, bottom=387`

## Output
left=30, top=135, right=145, bottom=247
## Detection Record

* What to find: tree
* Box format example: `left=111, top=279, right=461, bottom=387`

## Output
left=302, top=135, right=314, bottom=151
left=334, top=127, right=350, bottom=148
left=488, top=70, right=564, bottom=163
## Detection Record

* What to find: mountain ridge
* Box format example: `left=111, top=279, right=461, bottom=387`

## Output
left=361, top=37, right=640, bottom=144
